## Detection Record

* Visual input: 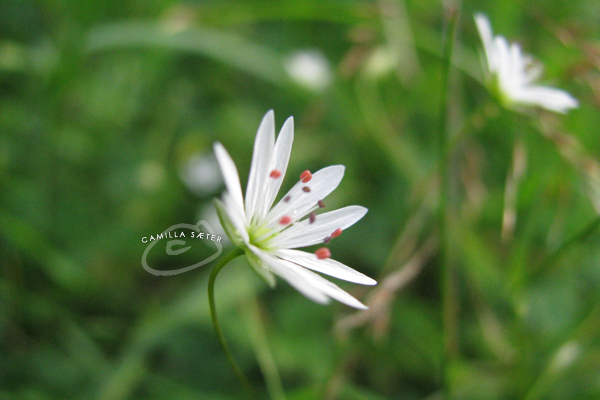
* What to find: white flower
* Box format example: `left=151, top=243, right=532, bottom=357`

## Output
left=213, top=110, right=376, bottom=309
left=474, top=13, right=578, bottom=114
left=284, top=50, right=332, bottom=92
left=179, top=152, right=222, bottom=196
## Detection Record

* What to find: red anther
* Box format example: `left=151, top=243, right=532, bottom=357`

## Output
left=302, top=186, right=311, bottom=192
left=323, top=236, right=332, bottom=244
left=270, top=169, right=282, bottom=179
left=331, top=228, right=343, bottom=238
left=315, top=247, right=331, bottom=260
left=300, top=170, right=312, bottom=183
left=283, top=196, right=291, bottom=203
left=309, top=212, right=316, bottom=224
left=318, top=199, right=325, bottom=208
left=279, top=215, right=292, bottom=225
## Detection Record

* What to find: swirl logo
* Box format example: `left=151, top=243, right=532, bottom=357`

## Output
left=141, top=220, right=223, bottom=276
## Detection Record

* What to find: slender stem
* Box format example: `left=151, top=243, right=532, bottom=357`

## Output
left=208, top=247, right=259, bottom=399
left=438, top=7, right=459, bottom=396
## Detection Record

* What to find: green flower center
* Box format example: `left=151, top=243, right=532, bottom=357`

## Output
left=247, top=222, right=279, bottom=251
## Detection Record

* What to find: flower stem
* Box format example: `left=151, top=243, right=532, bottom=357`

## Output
left=208, top=247, right=259, bottom=399
left=438, top=6, right=459, bottom=396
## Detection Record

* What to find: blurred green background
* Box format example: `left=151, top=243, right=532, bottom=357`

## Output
left=2, top=0, right=600, bottom=399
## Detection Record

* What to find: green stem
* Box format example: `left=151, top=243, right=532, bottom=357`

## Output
left=208, top=247, right=259, bottom=399
left=438, top=7, right=460, bottom=396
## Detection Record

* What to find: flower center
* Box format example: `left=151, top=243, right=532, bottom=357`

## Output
left=247, top=223, right=277, bottom=250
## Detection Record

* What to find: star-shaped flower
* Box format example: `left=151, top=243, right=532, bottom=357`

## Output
left=474, top=13, right=578, bottom=114
left=213, top=110, right=376, bottom=309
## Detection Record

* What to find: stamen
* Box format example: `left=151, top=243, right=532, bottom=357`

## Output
left=309, top=212, right=316, bottom=224
left=279, top=215, right=292, bottom=225
left=323, top=236, right=331, bottom=244
left=302, top=186, right=311, bottom=193
left=270, top=169, right=282, bottom=179
left=318, top=199, right=325, bottom=208
left=300, top=170, right=312, bottom=183
left=283, top=195, right=291, bottom=203
left=331, top=228, right=343, bottom=238
left=315, top=247, right=331, bottom=260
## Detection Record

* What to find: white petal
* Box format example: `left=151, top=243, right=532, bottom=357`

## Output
left=514, top=85, right=579, bottom=113
left=275, top=249, right=377, bottom=285
left=272, top=206, right=368, bottom=249
left=474, top=13, right=495, bottom=72
left=255, top=251, right=368, bottom=309
left=223, top=193, right=250, bottom=242
left=509, top=43, right=525, bottom=87
left=245, top=110, right=276, bottom=222
left=252, top=249, right=329, bottom=304
left=495, top=36, right=514, bottom=91
left=264, top=165, right=345, bottom=229
left=214, top=197, right=249, bottom=246
left=214, top=142, right=245, bottom=217
left=245, top=245, right=276, bottom=288
left=258, top=116, right=294, bottom=220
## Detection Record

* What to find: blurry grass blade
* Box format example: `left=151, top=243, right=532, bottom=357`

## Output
left=455, top=220, right=504, bottom=300
left=84, top=21, right=289, bottom=86
left=438, top=7, right=459, bottom=393
left=354, top=78, right=426, bottom=183
left=377, top=0, right=420, bottom=84
left=501, top=139, right=528, bottom=242
left=411, top=18, right=481, bottom=82
left=242, top=297, right=286, bottom=400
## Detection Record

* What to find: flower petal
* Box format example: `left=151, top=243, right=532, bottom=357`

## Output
left=255, top=251, right=368, bottom=308
left=495, top=36, right=513, bottom=91
left=214, top=142, right=245, bottom=218
left=264, top=165, right=345, bottom=229
left=275, top=249, right=376, bottom=285
left=474, top=13, right=496, bottom=72
left=253, top=249, right=329, bottom=304
left=245, top=110, right=276, bottom=222
left=214, top=197, right=248, bottom=246
left=257, top=116, right=294, bottom=220
left=272, top=206, right=368, bottom=249
left=245, top=245, right=276, bottom=288
left=514, top=85, right=579, bottom=113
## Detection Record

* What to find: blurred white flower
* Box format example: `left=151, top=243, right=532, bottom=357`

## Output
left=284, top=50, right=332, bottom=92
left=214, top=110, right=376, bottom=308
left=180, top=152, right=223, bottom=196
left=475, top=13, right=578, bottom=114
